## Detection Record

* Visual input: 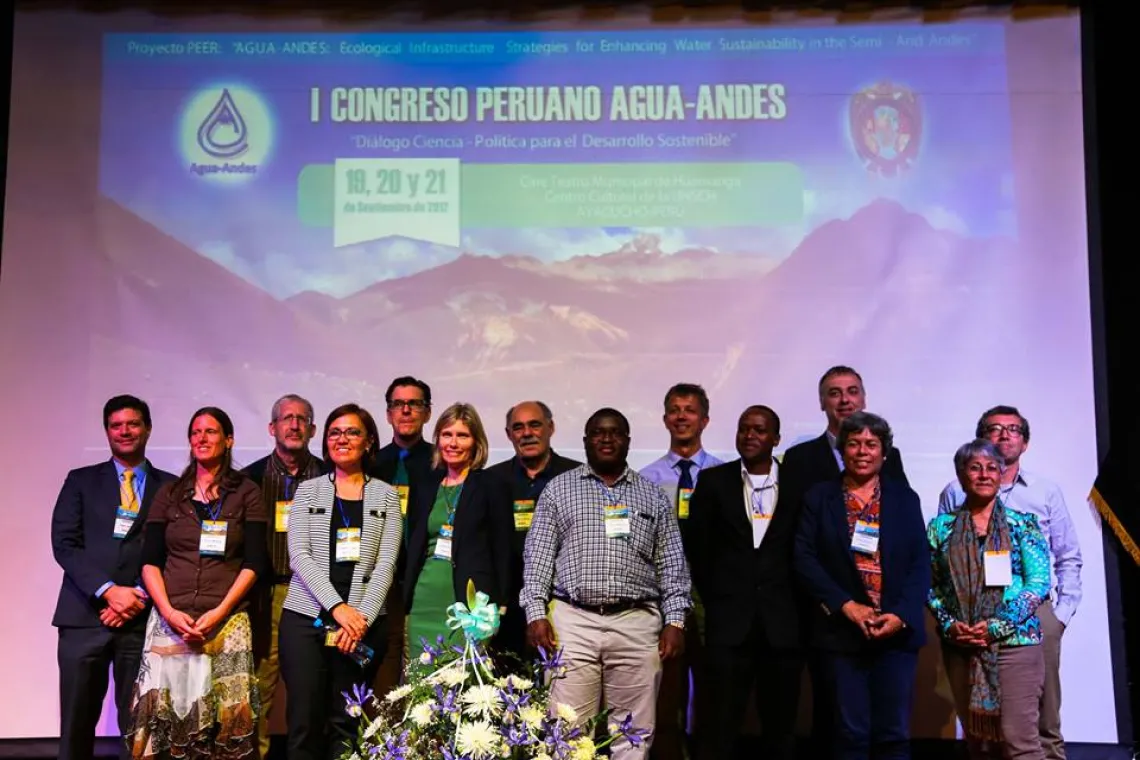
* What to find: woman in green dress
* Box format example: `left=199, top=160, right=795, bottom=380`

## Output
left=403, top=403, right=513, bottom=657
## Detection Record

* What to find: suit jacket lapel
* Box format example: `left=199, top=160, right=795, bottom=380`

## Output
left=719, top=462, right=753, bottom=542
left=815, top=434, right=842, bottom=478
left=826, top=484, right=863, bottom=591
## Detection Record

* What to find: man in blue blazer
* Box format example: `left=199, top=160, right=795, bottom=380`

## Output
left=50, top=396, right=175, bottom=760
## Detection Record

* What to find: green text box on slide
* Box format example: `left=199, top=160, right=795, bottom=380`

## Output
left=297, top=161, right=803, bottom=238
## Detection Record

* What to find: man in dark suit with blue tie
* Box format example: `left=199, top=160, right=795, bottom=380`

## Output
left=51, top=395, right=175, bottom=760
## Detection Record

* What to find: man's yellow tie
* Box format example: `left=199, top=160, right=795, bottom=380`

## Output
left=121, top=469, right=140, bottom=515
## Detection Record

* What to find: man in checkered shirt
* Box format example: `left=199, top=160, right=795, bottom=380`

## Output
left=521, top=407, right=691, bottom=760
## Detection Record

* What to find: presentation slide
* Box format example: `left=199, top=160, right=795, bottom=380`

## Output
left=0, top=8, right=1110, bottom=745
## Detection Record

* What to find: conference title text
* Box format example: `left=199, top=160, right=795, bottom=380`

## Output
left=309, top=84, right=787, bottom=123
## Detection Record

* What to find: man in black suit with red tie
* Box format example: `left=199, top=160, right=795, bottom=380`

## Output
left=50, top=395, right=175, bottom=760
left=780, top=366, right=908, bottom=757
left=688, top=405, right=801, bottom=760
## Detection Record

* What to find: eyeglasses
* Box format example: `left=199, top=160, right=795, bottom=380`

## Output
left=983, top=424, right=1025, bottom=438
left=276, top=414, right=311, bottom=426
left=587, top=429, right=628, bottom=441
left=327, top=428, right=364, bottom=441
left=388, top=400, right=428, bottom=411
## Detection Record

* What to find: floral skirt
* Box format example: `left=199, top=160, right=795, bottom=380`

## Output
left=128, top=609, right=259, bottom=759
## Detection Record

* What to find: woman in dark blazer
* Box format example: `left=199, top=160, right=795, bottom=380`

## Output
left=794, top=411, right=931, bottom=760
left=403, top=402, right=513, bottom=657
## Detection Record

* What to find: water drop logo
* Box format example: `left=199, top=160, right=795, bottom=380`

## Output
left=179, top=84, right=273, bottom=184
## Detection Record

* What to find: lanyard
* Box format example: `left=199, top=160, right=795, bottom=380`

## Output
left=592, top=475, right=626, bottom=508
left=198, top=491, right=225, bottom=523
left=441, top=483, right=464, bottom=524
left=284, top=475, right=296, bottom=501
left=846, top=484, right=881, bottom=524
left=335, top=497, right=352, bottom=528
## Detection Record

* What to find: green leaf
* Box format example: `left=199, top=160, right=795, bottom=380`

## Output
left=466, top=578, right=477, bottom=609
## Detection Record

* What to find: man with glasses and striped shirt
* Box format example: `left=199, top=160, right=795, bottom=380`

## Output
left=521, top=407, right=691, bottom=760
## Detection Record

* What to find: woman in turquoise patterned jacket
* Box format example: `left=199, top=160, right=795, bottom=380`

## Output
left=927, top=439, right=1050, bottom=760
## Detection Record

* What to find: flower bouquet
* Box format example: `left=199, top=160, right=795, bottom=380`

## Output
left=337, top=581, right=648, bottom=759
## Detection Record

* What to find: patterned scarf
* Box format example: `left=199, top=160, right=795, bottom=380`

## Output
left=946, top=500, right=1011, bottom=741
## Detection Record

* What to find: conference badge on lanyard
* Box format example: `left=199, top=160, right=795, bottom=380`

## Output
left=513, top=499, right=536, bottom=531
left=435, top=524, right=454, bottom=561
left=336, top=528, right=362, bottom=563
left=605, top=505, right=630, bottom=539
left=200, top=520, right=228, bottom=556
left=113, top=504, right=139, bottom=540
left=677, top=487, right=693, bottom=520
left=851, top=520, right=880, bottom=555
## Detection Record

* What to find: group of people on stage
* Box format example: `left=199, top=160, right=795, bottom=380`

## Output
left=50, top=366, right=1082, bottom=760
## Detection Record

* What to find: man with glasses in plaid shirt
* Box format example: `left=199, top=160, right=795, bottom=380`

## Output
left=521, top=407, right=691, bottom=760
left=937, top=404, right=1082, bottom=760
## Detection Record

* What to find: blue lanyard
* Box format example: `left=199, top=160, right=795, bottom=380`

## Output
left=201, top=491, right=225, bottom=523
left=441, top=483, right=464, bottom=525
left=284, top=475, right=296, bottom=501
left=335, top=496, right=354, bottom=528
left=592, top=475, right=626, bottom=508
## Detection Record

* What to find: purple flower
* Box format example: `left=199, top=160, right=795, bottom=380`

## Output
left=537, top=646, right=566, bottom=675
left=369, top=729, right=410, bottom=760
left=612, top=712, right=651, bottom=748
left=342, top=683, right=375, bottom=716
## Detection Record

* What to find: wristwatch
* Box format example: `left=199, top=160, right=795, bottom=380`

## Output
left=667, top=621, right=685, bottom=631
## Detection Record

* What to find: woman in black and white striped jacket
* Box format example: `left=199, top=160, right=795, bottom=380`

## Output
left=278, top=402, right=402, bottom=760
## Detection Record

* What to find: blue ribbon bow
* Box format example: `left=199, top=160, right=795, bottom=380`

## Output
left=446, top=580, right=501, bottom=642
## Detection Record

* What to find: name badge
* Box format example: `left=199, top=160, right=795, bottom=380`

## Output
left=434, top=524, right=454, bottom=561
left=113, top=505, right=137, bottom=539
left=336, top=527, right=362, bottom=563
left=984, top=550, right=1013, bottom=587
left=604, top=505, right=630, bottom=539
left=396, top=485, right=410, bottom=516
left=275, top=500, right=292, bottom=533
left=677, top=488, right=693, bottom=520
left=199, top=520, right=228, bottom=556
left=513, top=499, right=536, bottom=531
left=752, top=514, right=772, bottom=547
left=325, top=627, right=340, bottom=647
left=851, top=520, right=880, bottom=554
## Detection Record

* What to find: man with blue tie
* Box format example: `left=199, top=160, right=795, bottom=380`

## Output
left=50, top=395, right=175, bottom=760
left=641, top=383, right=723, bottom=760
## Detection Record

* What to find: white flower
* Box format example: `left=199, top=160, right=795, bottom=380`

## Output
left=532, top=753, right=553, bottom=760
left=362, top=716, right=385, bottom=739
left=455, top=720, right=499, bottom=759
left=409, top=700, right=435, bottom=727
left=520, top=705, right=545, bottom=729
left=429, top=663, right=469, bottom=688
left=461, top=684, right=503, bottom=718
left=346, top=703, right=363, bottom=718
left=419, top=651, right=433, bottom=665
left=384, top=684, right=414, bottom=703
left=570, top=737, right=597, bottom=760
left=495, top=674, right=534, bottom=691
left=555, top=703, right=578, bottom=723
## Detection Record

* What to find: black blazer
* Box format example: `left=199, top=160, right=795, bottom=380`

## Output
left=687, top=459, right=800, bottom=650
left=780, top=433, right=908, bottom=519
left=793, top=477, right=930, bottom=653
left=403, top=468, right=513, bottom=614
left=51, top=459, right=175, bottom=628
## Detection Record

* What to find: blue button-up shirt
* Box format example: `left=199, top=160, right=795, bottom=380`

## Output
left=639, top=448, right=724, bottom=492
left=95, top=460, right=149, bottom=599
left=937, top=467, right=1083, bottom=625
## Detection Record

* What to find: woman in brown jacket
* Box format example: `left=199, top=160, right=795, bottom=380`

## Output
left=128, top=407, right=267, bottom=759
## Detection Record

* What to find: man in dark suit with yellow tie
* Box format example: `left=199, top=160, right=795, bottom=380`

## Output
left=50, top=395, right=175, bottom=760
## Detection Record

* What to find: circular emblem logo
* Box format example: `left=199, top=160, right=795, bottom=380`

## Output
left=848, top=82, right=921, bottom=176
left=179, top=84, right=274, bottom=184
